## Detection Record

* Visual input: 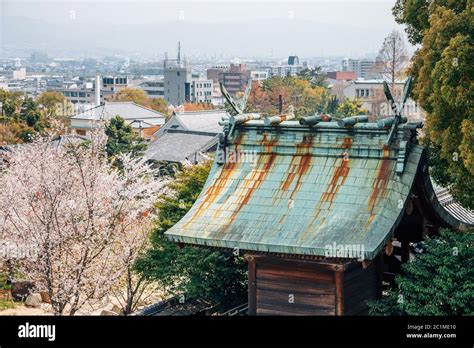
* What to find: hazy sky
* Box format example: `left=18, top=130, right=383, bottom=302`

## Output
left=1, top=0, right=413, bottom=58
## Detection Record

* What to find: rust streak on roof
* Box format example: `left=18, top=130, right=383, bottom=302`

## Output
left=366, top=145, right=391, bottom=229
left=183, top=133, right=243, bottom=227
left=302, top=137, right=353, bottom=238
left=279, top=134, right=314, bottom=224
left=319, top=137, right=352, bottom=208
left=281, top=134, right=314, bottom=195
left=216, top=133, right=278, bottom=235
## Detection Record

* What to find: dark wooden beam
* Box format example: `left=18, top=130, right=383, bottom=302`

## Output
left=335, top=269, right=344, bottom=316
left=375, top=254, right=383, bottom=299
left=401, top=241, right=410, bottom=263
left=254, top=254, right=353, bottom=272
left=247, top=255, right=257, bottom=316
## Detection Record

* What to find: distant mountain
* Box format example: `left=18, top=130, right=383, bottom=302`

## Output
left=1, top=15, right=388, bottom=58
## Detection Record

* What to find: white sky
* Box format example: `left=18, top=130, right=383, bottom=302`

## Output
left=1, top=0, right=412, bottom=57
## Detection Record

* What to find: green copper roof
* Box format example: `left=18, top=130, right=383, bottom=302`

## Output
left=165, top=120, right=424, bottom=260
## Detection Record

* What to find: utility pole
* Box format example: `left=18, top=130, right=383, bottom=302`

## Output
left=177, top=41, right=181, bottom=63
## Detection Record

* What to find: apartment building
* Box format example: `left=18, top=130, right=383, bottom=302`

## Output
left=217, top=63, right=250, bottom=95
left=191, top=79, right=213, bottom=104
left=342, top=58, right=376, bottom=79
left=138, top=77, right=165, bottom=99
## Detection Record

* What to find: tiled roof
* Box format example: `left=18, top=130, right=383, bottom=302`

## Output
left=71, top=102, right=165, bottom=126
left=434, top=184, right=474, bottom=225
left=174, top=110, right=227, bottom=133
left=165, top=120, right=430, bottom=260
left=144, top=129, right=218, bottom=163
left=351, top=79, right=407, bottom=84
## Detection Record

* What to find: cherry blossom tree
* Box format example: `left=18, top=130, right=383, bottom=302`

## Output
left=0, top=132, right=166, bottom=315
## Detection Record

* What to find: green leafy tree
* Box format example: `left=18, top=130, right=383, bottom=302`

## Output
left=393, top=0, right=473, bottom=208
left=369, top=229, right=474, bottom=315
left=0, top=93, right=51, bottom=144
left=135, top=161, right=247, bottom=309
left=20, top=98, right=41, bottom=128
left=335, top=98, right=367, bottom=117
left=248, top=76, right=328, bottom=117
left=0, top=90, right=22, bottom=118
left=18, top=97, right=49, bottom=142
left=36, top=91, right=67, bottom=118
left=297, top=66, right=329, bottom=88
left=323, top=95, right=340, bottom=114
left=104, top=115, right=148, bottom=163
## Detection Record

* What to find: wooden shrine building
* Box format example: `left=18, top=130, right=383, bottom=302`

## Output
left=165, top=83, right=473, bottom=315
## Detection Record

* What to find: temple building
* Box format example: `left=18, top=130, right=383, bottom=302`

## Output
left=164, top=100, right=473, bottom=316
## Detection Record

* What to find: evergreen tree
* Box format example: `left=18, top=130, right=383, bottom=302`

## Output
left=105, top=115, right=148, bottom=164
left=369, top=229, right=474, bottom=315
left=393, top=0, right=473, bottom=208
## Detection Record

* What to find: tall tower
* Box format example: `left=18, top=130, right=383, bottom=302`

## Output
left=95, top=75, right=101, bottom=106
left=163, top=42, right=191, bottom=106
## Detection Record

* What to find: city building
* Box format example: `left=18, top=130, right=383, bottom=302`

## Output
left=191, top=78, right=213, bottom=104
left=250, top=70, right=269, bottom=81
left=342, top=58, right=376, bottom=79
left=12, top=68, right=27, bottom=80
left=343, top=79, right=422, bottom=120
left=217, top=63, right=250, bottom=95
left=58, top=85, right=97, bottom=105
left=52, top=75, right=129, bottom=105
left=287, top=56, right=299, bottom=65
left=69, top=101, right=166, bottom=139
left=138, top=77, right=165, bottom=99
left=326, top=71, right=357, bottom=81
left=266, top=55, right=304, bottom=77
left=163, top=58, right=192, bottom=106
left=100, top=76, right=130, bottom=99
left=211, top=84, right=224, bottom=107
left=206, top=65, right=229, bottom=83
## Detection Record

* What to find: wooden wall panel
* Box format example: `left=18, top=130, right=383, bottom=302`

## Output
left=254, top=257, right=336, bottom=316
left=343, top=263, right=377, bottom=315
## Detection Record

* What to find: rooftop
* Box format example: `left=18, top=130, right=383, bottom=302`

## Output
left=70, top=102, right=166, bottom=127
left=351, top=79, right=407, bottom=85
left=165, top=118, right=472, bottom=260
left=173, top=109, right=227, bottom=134
left=145, top=129, right=218, bottom=163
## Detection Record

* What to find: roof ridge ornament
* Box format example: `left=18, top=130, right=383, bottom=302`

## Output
left=382, top=76, right=414, bottom=175
left=384, top=76, right=413, bottom=146
left=299, top=114, right=332, bottom=126
left=219, top=79, right=252, bottom=116
left=220, top=79, right=258, bottom=138
left=377, top=116, right=408, bottom=129
left=263, top=105, right=295, bottom=126
left=337, top=115, right=368, bottom=127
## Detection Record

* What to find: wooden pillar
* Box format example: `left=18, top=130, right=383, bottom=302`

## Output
left=401, top=241, right=410, bottom=263
left=247, top=255, right=257, bottom=316
left=375, top=254, right=383, bottom=299
left=335, top=268, right=344, bottom=316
